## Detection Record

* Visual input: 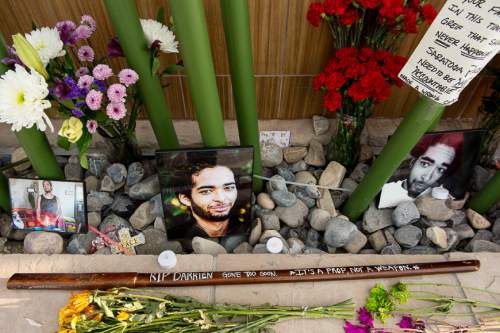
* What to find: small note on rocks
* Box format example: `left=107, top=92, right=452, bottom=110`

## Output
left=466, top=209, right=491, bottom=230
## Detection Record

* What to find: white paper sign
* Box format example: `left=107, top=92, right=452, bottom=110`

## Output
left=259, top=131, right=291, bottom=147
left=399, top=0, right=500, bottom=105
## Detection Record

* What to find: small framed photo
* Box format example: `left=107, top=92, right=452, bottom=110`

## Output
left=378, top=129, right=484, bottom=209
left=156, top=146, right=254, bottom=240
left=8, top=178, right=87, bottom=234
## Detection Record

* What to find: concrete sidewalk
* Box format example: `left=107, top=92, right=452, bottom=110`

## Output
left=0, top=253, right=497, bottom=332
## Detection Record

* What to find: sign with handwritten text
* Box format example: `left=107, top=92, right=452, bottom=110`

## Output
left=259, top=131, right=291, bottom=148
left=399, top=0, right=500, bottom=105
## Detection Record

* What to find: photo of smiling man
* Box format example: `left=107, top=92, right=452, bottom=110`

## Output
left=156, top=147, right=253, bottom=240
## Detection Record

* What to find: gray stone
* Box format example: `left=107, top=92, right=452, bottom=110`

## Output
left=276, top=165, right=295, bottom=182
left=163, top=240, right=184, bottom=254
left=66, top=232, right=98, bottom=254
left=368, top=230, right=387, bottom=252
left=260, top=211, right=281, bottom=230
left=149, top=194, right=164, bottom=218
left=94, top=247, right=112, bottom=255
left=106, top=163, right=127, bottom=184
left=332, top=178, right=358, bottom=208
left=135, top=228, right=169, bottom=255
left=319, top=161, right=346, bottom=188
left=394, top=225, right=422, bottom=248
left=360, top=249, right=377, bottom=254
left=261, top=143, right=283, bottom=168
left=449, top=210, right=467, bottom=227
left=87, top=191, right=113, bottom=212
left=24, top=231, right=63, bottom=254
left=128, top=175, right=160, bottom=200
left=443, top=228, right=459, bottom=251
left=221, top=234, right=247, bottom=253
left=279, top=226, right=290, bottom=239
left=84, top=176, right=99, bottom=193
left=252, top=244, right=269, bottom=253
left=233, top=242, right=253, bottom=254
left=359, top=144, right=373, bottom=162
left=469, top=240, right=500, bottom=253
left=305, top=185, right=321, bottom=199
left=473, top=165, right=492, bottom=191
left=309, top=208, right=331, bottom=231
left=275, top=200, right=308, bottom=228
left=402, top=246, right=438, bottom=255
left=259, top=229, right=284, bottom=243
left=393, top=201, right=420, bottom=227
left=343, top=229, right=367, bottom=254
left=64, top=161, right=83, bottom=181
left=287, top=237, right=305, bottom=254
left=305, top=229, right=320, bottom=248
left=349, top=163, right=369, bottom=183
left=362, top=203, right=393, bottom=233
left=99, top=214, right=132, bottom=242
left=87, top=212, right=101, bottom=228
left=248, top=218, right=262, bottom=246
left=493, top=218, right=500, bottom=240
left=294, top=171, right=317, bottom=186
left=466, top=209, right=491, bottom=229
left=257, top=193, right=275, bottom=210
left=415, top=217, right=448, bottom=229
left=0, top=214, right=28, bottom=240
left=324, top=217, right=357, bottom=248
left=381, top=243, right=402, bottom=255
left=154, top=217, right=166, bottom=232
left=87, top=153, right=109, bottom=177
left=127, top=162, right=145, bottom=186
left=419, top=232, right=432, bottom=247
left=271, top=190, right=297, bottom=207
left=130, top=201, right=155, bottom=230
left=471, top=230, right=494, bottom=243
left=313, top=115, right=330, bottom=135
left=446, top=193, right=469, bottom=210
left=291, top=160, right=308, bottom=173
left=100, top=175, right=124, bottom=192
left=11, top=147, right=31, bottom=172
left=454, top=223, right=475, bottom=241
left=426, top=226, right=448, bottom=249
left=304, top=139, right=325, bottom=167
left=317, top=189, right=337, bottom=216
left=415, top=196, right=455, bottom=221
left=304, top=247, right=327, bottom=254
left=294, top=187, right=316, bottom=208
left=283, top=147, right=308, bottom=164
left=266, top=175, right=287, bottom=193
left=289, top=228, right=307, bottom=241
left=108, top=193, right=135, bottom=218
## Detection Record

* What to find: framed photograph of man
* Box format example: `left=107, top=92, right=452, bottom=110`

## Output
left=156, top=146, right=254, bottom=240
left=378, top=129, right=484, bottom=209
left=8, top=178, right=87, bottom=234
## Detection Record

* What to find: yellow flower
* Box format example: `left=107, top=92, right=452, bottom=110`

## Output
left=70, top=315, right=80, bottom=330
left=12, top=33, right=49, bottom=79
left=59, top=306, right=75, bottom=327
left=68, top=291, right=91, bottom=313
left=58, top=117, right=83, bottom=143
left=57, top=329, right=75, bottom=333
left=116, top=311, right=130, bottom=321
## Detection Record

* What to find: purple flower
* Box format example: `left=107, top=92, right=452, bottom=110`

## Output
left=357, top=308, right=374, bottom=328
left=56, top=20, right=77, bottom=45
left=80, top=15, right=96, bottom=32
left=93, top=79, right=107, bottom=93
left=118, top=69, right=139, bottom=87
left=86, top=120, right=98, bottom=134
left=92, top=64, right=113, bottom=80
left=51, top=76, right=81, bottom=100
left=1, top=46, right=23, bottom=67
left=75, top=101, right=87, bottom=109
left=74, top=25, right=92, bottom=40
left=86, top=89, right=103, bottom=110
left=344, top=321, right=369, bottom=333
left=78, top=75, right=94, bottom=90
left=107, top=37, right=124, bottom=58
left=107, top=83, right=127, bottom=103
left=71, top=109, right=84, bottom=118
left=76, top=66, right=89, bottom=78
left=77, top=46, right=94, bottom=62
left=106, top=102, right=127, bottom=120
left=398, top=316, right=425, bottom=330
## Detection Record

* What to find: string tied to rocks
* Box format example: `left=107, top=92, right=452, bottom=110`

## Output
left=253, top=174, right=353, bottom=192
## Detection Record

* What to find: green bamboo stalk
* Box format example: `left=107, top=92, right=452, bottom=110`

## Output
left=0, top=34, right=63, bottom=182
left=0, top=172, right=9, bottom=212
left=104, top=0, right=179, bottom=149
left=220, top=0, right=262, bottom=192
left=342, top=96, right=444, bottom=220
left=168, top=0, right=227, bottom=147
left=467, top=171, right=500, bottom=214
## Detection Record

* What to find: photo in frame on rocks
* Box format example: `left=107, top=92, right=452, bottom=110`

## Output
left=156, top=147, right=254, bottom=240
left=378, top=129, right=484, bottom=209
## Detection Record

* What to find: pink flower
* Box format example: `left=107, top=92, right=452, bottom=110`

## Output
left=357, top=307, right=374, bottom=328
left=80, top=15, right=96, bottom=32
left=106, top=102, right=127, bottom=120
left=86, top=120, right=98, bottom=134
left=75, top=66, right=89, bottom=78
left=92, top=64, right=113, bottom=80
left=118, top=68, right=139, bottom=87
left=78, top=75, right=94, bottom=89
left=74, top=25, right=92, bottom=40
left=85, top=89, right=103, bottom=110
left=77, top=45, right=94, bottom=62
left=107, top=83, right=127, bottom=103
left=344, top=321, right=369, bottom=333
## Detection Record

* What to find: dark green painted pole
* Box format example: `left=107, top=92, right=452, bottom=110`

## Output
left=168, top=0, right=226, bottom=147
left=342, top=96, right=444, bottom=220
left=220, top=0, right=262, bottom=192
left=0, top=172, right=9, bottom=212
left=467, top=171, right=500, bottom=214
left=0, top=35, right=63, bottom=184
left=104, top=0, right=179, bottom=149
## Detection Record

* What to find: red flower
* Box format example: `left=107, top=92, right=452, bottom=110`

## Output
left=340, top=8, right=360, bottom=25
left=345, top=61, right=366, bottom=79
left=307, top=2, right=324, bottom=27
left=313, top=73, right=326, bottom=90
left=379, top=0, right=404, bottom=21
left=336, top=47, right=358, bottom=60
left=325, top=58, right=341, bottom=74
left=325, top=72, right=347, bottom=90
left=403, top=9, right=418, bottom=33
left=358, top=47, right=374, bottom=61
left=323, top=90, right=343, bottom=112
left=421, top=3, right=437, bottom=24
left=348, top=81, right=370, bottom=102
left=324, top=0, right=351, bottom=15
left=383, top=54, right=407, bottom=84
left=357, top=0, right=380, bottom=9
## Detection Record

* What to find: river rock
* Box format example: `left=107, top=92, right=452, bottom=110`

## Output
left=283, top=147, right=308, bottom=164
left=100, top=175, right=124, bottom=192
left=426, top=226, right=448, bottom=249
left=368, top=230, right=387, bottom=252
left=260, top=211, right=281, bottom=230
left=393, top=201, right=420, bottom=227
left=443, top=228, right=459, bottom=251
left=0, top=214, right=28, bottom=240
left=266, top=175, right=287, bottom=193
left=130, top=201, right=155, bottom=230
left=261, top=143, right=283, bottom=167
left=313, top=115, right=330, bottom=135
left=319, top=161, right=346, bottom=189
left=309, top=208, right=331, bottom=231
left=359, top=144, right=373, bottom=162
left=128, top=175, right=160, bottom=200
left=469, top=240, right=500, bottom=252
left=259, top=229, right=285, bottom=244
left=291, top=160, right=308, bottom=173
left=11, top=147, right=31, bottom=172
left=106, top=163, right=127, bottom=184
left=394, top=225, right=422, bottom=248
left=362, top=203, right=392, bottom=233
left=64, top=161, right=83, bottom=181
left=473, top=165, right=492, bottom=191
left=466, top=209, right=491, bottom=229
left=402, top=246, right=438, bottom=255
left=248, top=218, right=262, bottom=245
left=276, top=165, right=295, bottom=182
left=233, top=242, right=253, bottom=254
left=66, top=232, right=98, bottom=254
left=305, top=229, right=320, bottom=248
left=304, top=140, right=325, bottom=167
left=349, top=163, right=369, bottom=183
left=343, top=229, right=367, bottom=254
left=381, top=243, right=402, bottom=255
left=449, top=210, right=467, bottom=227
left=252, top=244, right=269, bottom=253
left=127, top=162, right=145, bottom=186
left=415, top=196, right=455, bottom=221
left=446, top=192, right=469, bottom=210
left=99, top=214, right=132, bottom=242
left=493, top=218, right=500, bottom=240
left=87, top=152, right=109, bottom=177
left=149, top=194, right=164, bottom=218
left=454, top=223, right=475, bottom=241
left=275, top=200, right=308, bottom=228
left=84, top=176, right=99, bottom=192
left=332, top=178, right=358, bottom=208
left=324, top=217, right=357, bottom=248
left=134, top=228, right=168, bottom=255
left=87, top=191, right=113, bottom=212
left=288, top=237, right=305, bottom=254
left=87, top=211, right=101, bottom=228
left=271, top=190, right=297, bottom=207
left=294, top=187, right=317, bottom=208
left=107, top=193, right=136, bottom=217
left=154, top=217, right=166, bottom=232
left=317, top=189, right=337, bottom=216
left=24, top=231, right=63, bottom=254
left=192, top=236, right=228, bottom=255
left=221, top=234, right=247, bottom=253
left=257, top=193, right=275, bottom=210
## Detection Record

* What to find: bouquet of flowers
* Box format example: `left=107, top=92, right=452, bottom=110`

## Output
left=0, top=12, right=179, bottom=168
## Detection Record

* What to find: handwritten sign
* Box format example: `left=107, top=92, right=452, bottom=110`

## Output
left=259, top=131, right=291, bottom=148
left=398, top=0, right=500, bottom=105
left=110, top=228, right=145, bottom=255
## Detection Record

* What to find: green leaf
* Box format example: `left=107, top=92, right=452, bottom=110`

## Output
left=57, top=136, right=71, bottom=150
left=76, top=131, right=92, bottom=169
left=151, top=57, right=160, bottom=76
left=156, top=7, right=165, bottom=24
left=31, top=21, right=37, bottom=30
left=63, top=51, right=73, bottom=72
left=160, top=63, right=183, bottom=76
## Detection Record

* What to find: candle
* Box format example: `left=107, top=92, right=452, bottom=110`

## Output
left=158, top=250, right=177, bottom=269
left=266, top=237, right=283, bottom=254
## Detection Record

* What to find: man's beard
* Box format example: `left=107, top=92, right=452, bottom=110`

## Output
left=191, top=200, right=232, bottom=222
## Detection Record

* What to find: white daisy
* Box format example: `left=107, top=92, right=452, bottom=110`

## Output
left=140, top=19, right=178, bottom=53
left=25, top=27, right=65, bottom=67
left=0, top=64, right=53, bottom=132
